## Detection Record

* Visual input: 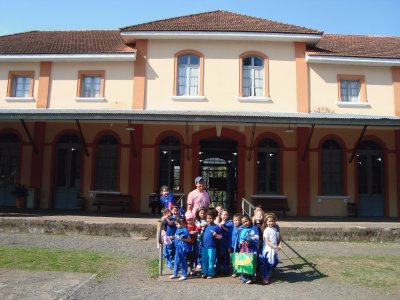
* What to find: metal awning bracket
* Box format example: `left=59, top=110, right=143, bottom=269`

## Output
left=75, top=119, right=89, bottom=157
left=247, top=122, right=256, bottom=161
left=302, top=124, right=315, bottom=161
left=186, top=122, right=190, bottom=160
left=127, top=120, right=137, bottom=158
left=20, top=119, right=39, bottom=155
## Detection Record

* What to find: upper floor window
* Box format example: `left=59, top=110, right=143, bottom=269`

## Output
left=177, top=54, right=200, bottom=96
left=242, top=56, right=264, bottom=97
left=7, top=71, right=34, bottom=98
left=77, top=71, right=105, bottom=99
left=172, top=50, right=204, bottom=100
left=337, top=75, right=366, bottom=104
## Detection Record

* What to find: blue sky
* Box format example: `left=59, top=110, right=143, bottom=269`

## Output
left=1, top=0, right=399, bottom=36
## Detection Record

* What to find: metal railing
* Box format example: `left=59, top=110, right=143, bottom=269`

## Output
left=241, top=197, right=255, bottom=217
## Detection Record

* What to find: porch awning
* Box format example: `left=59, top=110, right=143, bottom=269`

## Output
left=1, top=109, right=400, bottom=127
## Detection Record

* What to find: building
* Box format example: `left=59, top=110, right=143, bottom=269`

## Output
left=0, top=10, right=399, bottom=217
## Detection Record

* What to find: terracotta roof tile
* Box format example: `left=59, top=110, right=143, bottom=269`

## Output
left=0, top=30, right=136, bottom=55
left=121, top=10, right=322, bottom=35
left=307, top=34, right=400, bottom=59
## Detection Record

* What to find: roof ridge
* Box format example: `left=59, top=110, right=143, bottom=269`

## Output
left=120, top=10, right=322, bottom=34
left=120, top=10, right=224, bottom=30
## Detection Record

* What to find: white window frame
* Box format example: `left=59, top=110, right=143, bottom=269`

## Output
left=81, top=75, right=101, bottom=98
left=242, top=56, right=264, bottom=97
left=177, top=54, right=200, bottom=96
left=340, top=79, right=360, bottom=103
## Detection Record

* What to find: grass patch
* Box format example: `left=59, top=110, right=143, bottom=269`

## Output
left=0, top=245, right=127, bottom=279
left=148, top=258, right=161, bottom=278
left=304, top=255, right=400, bottom=288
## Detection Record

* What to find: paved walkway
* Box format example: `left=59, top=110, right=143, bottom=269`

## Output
left=0, top=268, right=94, bottom=300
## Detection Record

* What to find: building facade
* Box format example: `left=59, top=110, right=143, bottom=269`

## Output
left=0, top=11, right=399, bottom=217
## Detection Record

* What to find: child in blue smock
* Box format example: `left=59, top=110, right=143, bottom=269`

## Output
left=216, top=209, right=233, bottom=275
left=230, top=213, right=242, bottom=277
left=170, top=217, right=191, bottom=281
left=160, top=185, right=175, bottom=210
left=161, top=208, right=176, bottom=269
left=201, top=210, right=222, bottom=279
left=237, top=214, right=259, bottom=284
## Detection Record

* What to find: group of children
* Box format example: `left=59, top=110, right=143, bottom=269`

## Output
left=160, top=196, right=282, bottom=284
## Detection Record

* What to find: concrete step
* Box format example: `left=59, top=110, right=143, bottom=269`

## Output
left=0, top=211, right=399, bottom=242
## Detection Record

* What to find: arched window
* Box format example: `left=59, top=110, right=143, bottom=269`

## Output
left=94, top=135, right=118, bottom=190
left=242, top=55, right=264, bottom=97
left=158, top=136, right=181, bottom=191
left=321, top=140, right=343, bottom=195
left=257, top=138, right=279, bottom=194
left=177, top=54, right=200, bottom=96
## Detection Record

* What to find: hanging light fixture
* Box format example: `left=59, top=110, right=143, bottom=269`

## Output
left=284, top=124, right=295, bottom=133
left=125, top=120, right=135, bottom=131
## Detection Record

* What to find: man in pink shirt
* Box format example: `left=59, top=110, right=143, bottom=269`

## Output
left=186, top=176, right=211, bottom=216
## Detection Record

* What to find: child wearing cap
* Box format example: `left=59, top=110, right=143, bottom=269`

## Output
left=187, top=176, right=211, bottom=217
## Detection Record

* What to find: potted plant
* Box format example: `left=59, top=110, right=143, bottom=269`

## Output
left=11, top=184, right=28, bottom=208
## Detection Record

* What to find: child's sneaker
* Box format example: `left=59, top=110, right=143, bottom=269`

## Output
left=207, top=276, right=214, bottom=279
left=231, top=273, right=238, bottom=278
left=245, top=279, right=252, bottom=284
left=263, top=276, right=269, bottom=284
left=201, top=274, right=207, bottom=279
left=178, top=276, right=187, bottom=281
left=169, top=275, right=177, bottom=279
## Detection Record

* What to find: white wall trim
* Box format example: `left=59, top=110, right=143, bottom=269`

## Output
left=170, top=95, right=207, bottom=102
left=237, top=96, right=272, bottom=103
left=0, top=53, right=136, bottom=62
left=336, top=102, right=371, bottom=108
left=121, top=31, right=321, bottom=43
left=75, top=97, right=107, bottom=102
left=5, top=97, right=35, bottom=102
left=306, top=54, right=400, bottom=66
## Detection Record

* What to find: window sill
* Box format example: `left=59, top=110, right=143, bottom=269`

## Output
left=170, top=95, right=207, bottom=102
left=315, top=195, right=350, bottom=203
left=75, top=97, right=107, bottom=102
left=237, top=96, right=272, bottom=103
left=336, top=102, right=370, bottom=108
left=5, top=97, right=35, bottom=102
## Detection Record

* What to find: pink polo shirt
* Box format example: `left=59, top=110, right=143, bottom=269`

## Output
left=187, top=189, right=211, bottom=216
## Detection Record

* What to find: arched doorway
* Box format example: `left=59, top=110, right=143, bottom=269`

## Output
left=0, top=133, right=20, bottom=207
left=53, top=134, right=82, bottom=209
left=357, top=140, right=384, bottom=216
left=199, top=137, right=237, bottom=212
